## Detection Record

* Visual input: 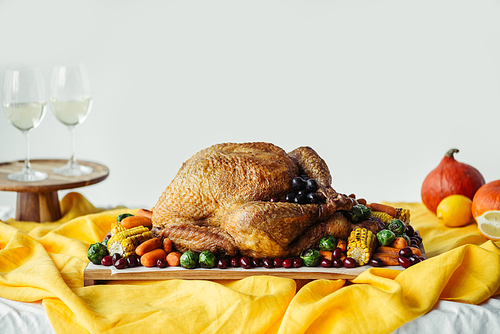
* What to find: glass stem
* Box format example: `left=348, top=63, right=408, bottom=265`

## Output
left=68, top=125, right=77, bottom=167
left=23, top=130, right=32, bottom=174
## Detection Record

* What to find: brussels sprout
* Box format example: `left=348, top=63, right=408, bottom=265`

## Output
left=199, top=250, right=217, bottom=269
left=388, top=219, right=406, bottom=235
left=87, top=242, right=109, bottom=265
left=346, top=204, right=372, bottom=224
left=117, top=213, right=134, bottom=222
left=377, top=229, right=396, bottom=246
left=318, top=235, right=337, bottom=251
left=180, top=251, right=199, bottom=269
left=101, top=239, right=109, bottom=247
left=300, top=248, right=321, bottom=267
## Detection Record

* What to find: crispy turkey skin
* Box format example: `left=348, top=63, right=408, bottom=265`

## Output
left=152, top=142, right=355, bottom=258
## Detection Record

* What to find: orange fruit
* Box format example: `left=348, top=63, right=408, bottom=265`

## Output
left=436, top=194, right=473, bottom=227
left=475, top=211, right=500, bottom=241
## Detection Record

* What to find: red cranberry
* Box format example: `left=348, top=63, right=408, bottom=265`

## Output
left=157, top=258, right=167, bottom=268
left=282, top=258, right=293, bottom=268
left=274, top=258, right=283, bottom=267
left=292, top=257, right=303, bottom=268
left=399, top=247, right=413, bottom=258
left=111, top=253, right=121, bottom=264
left=398, top=256, right=411, bottom=268
left=114, top=258, right=127, bottom=269
left=343, top=258, right=357, bottom=268
left=230, top=257, right=241, bottom=267
left=369, top=258, right=384, bottom=267
left=240, top=256, right=252, bottom=269
left=101, top=255, right=112, bottom=266
left=127, top=255, right=138, bottom=268
left=262, top=257, right=274, bottom=268
left=332, top=258, right=343, bottom=268
left=320, top=259, right=331, bottom=268
left=217, top=258, right=228, bottom=269
left=252, top=257, right=262, bottom=267
left=408, top=255, right=420, bottom=266
left=332, top=248, right=343, bottom=259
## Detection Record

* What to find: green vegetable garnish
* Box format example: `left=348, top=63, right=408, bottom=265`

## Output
left=376, top=229, right=396, bottom=246
left=318, top=235, right=337, bottom=251
left=387, top=219, right=406, bottom=235
left=180, top=251, right=199, bottom=269
left=300, top=248, right=321, bottom=267
left=87, top=242, right=109, bottom=265
left=347, top=204, right=372, bottom=224
left=198, top=250, right=217, bottom=269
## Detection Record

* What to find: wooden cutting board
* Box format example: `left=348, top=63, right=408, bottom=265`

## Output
left=83, top=261, right=406, bottom=286
left=83, top=241, right=426, bottom=286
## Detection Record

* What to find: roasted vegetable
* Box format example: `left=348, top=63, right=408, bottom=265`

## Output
left=387, top=219, right=406, bottom=235
left=347, top=204, right=372, bottom=224
left=121, top=216, right=153, bottom=229
left=87, top=242, right=109, bottom=265
left=180, top=251, right=199, bottom=269
left=318, top=235, right=336, bottom=251
left=110, top=221, right=127, bottom=236
left=370, top=211, right=395, bottom=225
left=107, top=225, right=152, bottom=258
left=395, top=208, right=411, bottom=224
left=376, top=229, right=396, bottom=246
left=141, top=249, right=167, bottom=267
left=199, top=250, right=217, bottom=269
left=300, top=248, right=321, bottom=267
left=370, top=207, right=411, bottom=225
left=347, top=228, right=377, bottom=266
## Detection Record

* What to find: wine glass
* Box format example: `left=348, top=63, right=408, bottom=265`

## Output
left=50, top=64, right=93, bottom=176
left=2, top=68, right=48, bottom=182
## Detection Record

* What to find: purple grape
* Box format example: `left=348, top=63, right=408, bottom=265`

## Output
left=292, top=257, right=303, bottom=268
left=399, top=247, right=413, bottom=258
left=217, top=258, right=228, bottom=269
left=320, top=259, right=331, bottom=268
left=240, top=256, right=252, bottom=269
left=343, top=258, right=357, bottom=268
left=114, top=258, right=127, bottom=269
left=262, top=257, right=274, bottom=268
left=282, top=258, right=293, bottom=268
left=398, top=257, right=411, bottom=268
left=332, top=258, right=343, bottom=268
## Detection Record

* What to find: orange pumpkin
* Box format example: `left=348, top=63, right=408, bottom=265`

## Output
left=421, top=149, right=485, bottom=214
left=472, top=180, right=500, bottom=218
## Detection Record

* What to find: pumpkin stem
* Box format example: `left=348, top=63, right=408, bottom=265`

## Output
left=445, top=148, right=459, bottom=158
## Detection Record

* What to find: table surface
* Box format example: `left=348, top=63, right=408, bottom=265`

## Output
left=0, top=159, right=109, bottom=193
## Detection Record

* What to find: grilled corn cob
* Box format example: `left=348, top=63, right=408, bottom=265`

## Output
left=370, top=211, right=395, bottom=225
left=347, top=228, right=377, bottom=266
left=110, top=221, right=127, bottom=236
left=395, top=208, right=411, bottom=224
left=107, top=225, right=152, bottom=258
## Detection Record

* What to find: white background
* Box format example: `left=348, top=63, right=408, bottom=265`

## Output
left=1, top=0, right=499, bottom=211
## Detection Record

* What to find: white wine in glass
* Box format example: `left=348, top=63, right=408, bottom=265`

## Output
left=2, top=68, right=48, bottom=182
left=50, top=64, right=93, bottom=176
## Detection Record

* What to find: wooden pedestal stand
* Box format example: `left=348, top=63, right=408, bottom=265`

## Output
left=0, top=159, right=109, bottom=222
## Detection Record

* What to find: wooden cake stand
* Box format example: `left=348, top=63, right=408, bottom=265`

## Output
left=0, top=159, right=109, bottom=222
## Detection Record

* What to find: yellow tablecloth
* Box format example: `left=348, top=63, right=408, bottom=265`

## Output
left=1, top=192, right=499, bottom=334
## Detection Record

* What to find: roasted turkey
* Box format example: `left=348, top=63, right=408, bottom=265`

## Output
left=151, top=142, right=357, bottom=258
